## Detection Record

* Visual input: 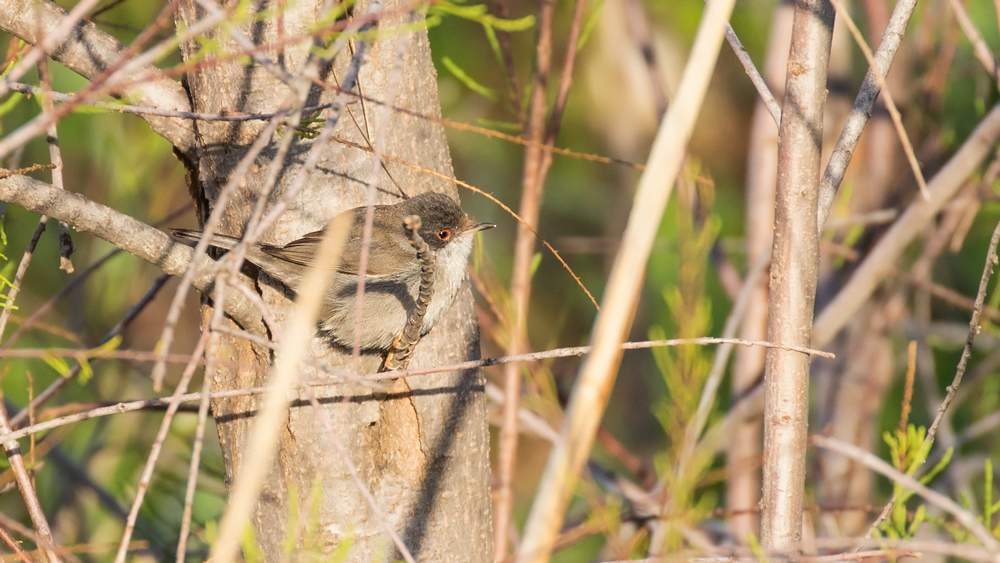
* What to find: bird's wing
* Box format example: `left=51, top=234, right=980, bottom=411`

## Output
left=262, top=226, right=416, bottom=277
left=337, top=229, right=417, bottom=277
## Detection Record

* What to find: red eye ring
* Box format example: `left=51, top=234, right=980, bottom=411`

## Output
left=437, top=229, right=451, bottom=241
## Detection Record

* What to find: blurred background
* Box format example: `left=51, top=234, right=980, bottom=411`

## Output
left=3, top=0, right=1000, bottom=560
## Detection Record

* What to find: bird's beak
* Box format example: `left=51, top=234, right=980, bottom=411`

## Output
left=463, top=217, right=496, bottom=233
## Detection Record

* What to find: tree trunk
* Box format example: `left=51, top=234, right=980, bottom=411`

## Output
left=175, top=1, right=493, bottom=560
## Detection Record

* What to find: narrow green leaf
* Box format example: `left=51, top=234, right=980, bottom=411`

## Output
left=528, top=251, right=543, bottom=278
left=578, top=0, right=607, bottom=51
left=442, top=56, right=499, bottom=102
left=43, top=354, right=71, bottom=377
left=77, top=355, right=94, bottom=385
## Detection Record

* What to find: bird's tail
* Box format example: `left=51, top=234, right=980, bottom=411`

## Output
left=171, top=229, right=244, bottom=250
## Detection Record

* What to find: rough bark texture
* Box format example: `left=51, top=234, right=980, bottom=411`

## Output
left=175, top=1, right=492, bottom=560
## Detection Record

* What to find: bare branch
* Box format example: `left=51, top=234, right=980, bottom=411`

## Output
left=8, top=274, right=171, bottom=429
left=496, top=0, right=571, bottom=552
left=926, top=219, right=1000, bottom=446
left=830, top=0, right=927, bottom=200
left=816, top=0, right=918, bottom=230
left=0, top=337, right=833, bottom=446
left=514, top=0, right=739, bottom=559
left=0, top=175, right=264, bottom=333
left=0, top=518, right=33, bottom=563
left=813, top=103, right=1000, bottom=347
left=0, top=401, right=62, bottom=563
left=812, top=434, right=1000, bottom=552
left=0, top=0, right=196, bottom=154
left=760, top=0, right=832, bottom=550
left=713, top=5, right=782, bottom=125
left=37, top=58, right=75, bottom=274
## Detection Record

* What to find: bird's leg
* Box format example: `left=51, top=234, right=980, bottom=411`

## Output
left=383, top=215, right=435, bottom=371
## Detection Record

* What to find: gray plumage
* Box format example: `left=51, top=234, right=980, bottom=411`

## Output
left=172, top=192, right=493, bottom=350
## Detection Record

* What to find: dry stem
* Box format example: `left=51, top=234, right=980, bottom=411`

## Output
left=513, top=0, right=738, bottom=559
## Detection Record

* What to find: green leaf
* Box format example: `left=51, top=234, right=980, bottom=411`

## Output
left=578, top=0, right=607, bottom=51
left=920, top=447, right=952, bottom=485
left=77, top=355, right=94, bottom=385
left=0, top=92, right=24, bottom=122
left=241, top=523, right=264, bottom=563
left=482, top=23, right=504, bottom=71
left=746, top=533, right=767, bottom=562
left=430, top=2, right=535, bottom=31
left=528, top=251, right=543, bottom=278
left=909, top=504, right=926, bottom=536
left=43, top=354, right=71, bottom=377
left=95, top=334, right=123, bottom=353
left=0, top=271, right=16, bottom=292
left=442, top=56, right=499, bottom=102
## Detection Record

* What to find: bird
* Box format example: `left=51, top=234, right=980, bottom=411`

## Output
left=172, top=191, right=494, bottom=350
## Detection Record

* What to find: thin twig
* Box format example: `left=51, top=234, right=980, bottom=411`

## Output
left=0, top=518, right=33, bottom=563
left=496, top=0, right=558, bottom=553
left=0, top=204, right=190, bottom=351
left=0, top=174, right=264, bottom=336
left=814, top=101, right=1000, bottom=347
left=945, top=0, right=1000, bottom=82
left=208, top=212, right=351, bottom=563
left=535, top=0, right=587, bottom=185
left=816, top=0, right=919, bottom=231
left=0, top=336, right=834, bottom=366
left=0, top=400, right=61, bottom=563
left=149, top=111, right=285, bottom=391
left=926, top=218, right=1000, bottom=445
left=829, top=0, right=928, bottom=201
left=0, top=0, right=197, bottom=159
left=812, top=434, right=1000, bottom=552
left=37, top=58, right=75, bottom=274
left=112, top=327, right=211, bottom=563
left=0, top=337, right=833, bottom=446
left=678, top=249, right=772, bottom=471
left=8, top=274, right=170, bottom=429
left=3, top=80, right=641, bottom=170
left=174, top=332, right=215, bottom=563
left=711, top=2, right=782, bottom=125
left=0, top=219, right=47, bottom=344
left=0, top=0, right=105, bottom=99
left=498, top=0, right=567, bottom=551
left=513, top=0, right=739, bottom=559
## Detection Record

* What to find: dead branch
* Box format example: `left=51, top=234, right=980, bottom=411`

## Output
left=0, top=175, right=264, bottom=333
left=813, top=102, right=1000, bottom=347
left=0, top=0, right=196, bottom=154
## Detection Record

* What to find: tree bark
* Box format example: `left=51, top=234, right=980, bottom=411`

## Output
left=172, top=1, right=492, bottom=560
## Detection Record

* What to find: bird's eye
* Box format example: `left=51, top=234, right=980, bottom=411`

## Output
left=437, top=229, right=451, bottom=241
